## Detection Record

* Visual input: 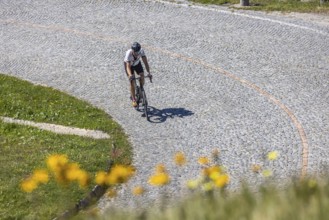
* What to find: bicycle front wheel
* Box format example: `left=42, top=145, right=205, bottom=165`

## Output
left=142, top=89, right=148, bottom=120
left=135, top=86, right=141, bottom=108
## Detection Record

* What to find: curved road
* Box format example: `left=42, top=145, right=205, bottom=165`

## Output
left=0, top=0, right=328, bottom=210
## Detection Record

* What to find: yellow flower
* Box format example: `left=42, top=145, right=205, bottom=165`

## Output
left=198, top=156, right=210, bottom=165
left=132, top=186, right=145, bottom=196
left=65, top=163, right=81, bottom=181
left=47, top=154, right=68, bottom=172
left=46, top=154, right=71, bottom=185
left=106, top=173, right=118, bottom=185
left=76, top=170, right=89, bottom=188
left=267, top=151, right=279, bottom=161
left=262, top=169, right=273, bottom=177
left=95, top=171, right=108, bottom=185
left=214, top=174, right=230, bottom=188
left=251, top=164, right=262, bottom=173
left=21, top=179, right=38, bottom=193
left=155, top=164, right=167, bottom=173
left=174, top=152, right=186, bottom=166
left=203, top=165, right=222, bottom=177
left=107, top=165, right=135, bottom=185
left=53, top=172, right=66, bottom=185
left=202, top=182, right=214, bottom=191
left=32, top=169, right=49, bottom=184
left=187, top=178, right=202, bottom=190
left=148, top=172, right=170, bottom=186
left=209, top=172, right=221, bottom=181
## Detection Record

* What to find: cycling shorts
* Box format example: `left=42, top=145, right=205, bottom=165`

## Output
left=124, top=62, right=144, bottom=76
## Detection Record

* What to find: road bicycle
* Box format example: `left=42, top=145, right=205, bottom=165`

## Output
left=132, top=75, right=152, bottom=120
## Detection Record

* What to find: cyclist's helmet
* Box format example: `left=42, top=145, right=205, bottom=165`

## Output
left=131, top=42, right=141, bottom=53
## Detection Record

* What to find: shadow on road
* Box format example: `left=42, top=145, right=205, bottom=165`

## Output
left=143, top=106, right=194, bottom=123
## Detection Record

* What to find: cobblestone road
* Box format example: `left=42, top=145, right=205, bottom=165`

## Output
left=0, top=0, right=328, bottom=210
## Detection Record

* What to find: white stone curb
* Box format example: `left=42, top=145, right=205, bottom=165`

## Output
left=0, top=116, right=110, bottom=139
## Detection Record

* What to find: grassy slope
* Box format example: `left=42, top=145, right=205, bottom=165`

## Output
left=0, top=74, right=132, bottom=219
left=189, top=0, right=329, bottom=13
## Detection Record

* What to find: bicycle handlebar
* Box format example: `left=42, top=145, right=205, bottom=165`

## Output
left=131, top=75, right=153, bottom=83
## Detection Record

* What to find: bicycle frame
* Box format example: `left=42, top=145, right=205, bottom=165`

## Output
left=131, top=75, right=152, bottom=120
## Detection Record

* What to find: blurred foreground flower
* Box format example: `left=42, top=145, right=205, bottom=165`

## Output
left=21, top=154, right=92, bottom=192
left=32, top=169, right=49, bottom=184
left=203, top=165, right=229, bottom=188
left=132, top=186, right=145, bottom=196
left=149, top=164, right=170, bottom=186
left=65, top=163, right=81, bottom=181
left=95, top=165, right=135, bottom=186
left=47, top=154, right=68, bottom=172
left=20, top=169, right=49, bottom=193
left=198, top=156, right=210, bottom=165
left=267, top=151, right=279, bottom=161
left=187, top=157, right=230, bottom=192
left=107, top=165, right=135, bottom=185
left=202, top=182, right=214, bottom=191
left=21, top=153, right=137, bottom=195
left=95, top=171, right=108, bottom=185
left=48, top=154, right=90, bottom=187
left=156, top=164, right=167, bottom=173
left=149, top=172, right=170, bottom=186
left=262, top=169, right=273, bottom=177
left=187, top=178, right=202, bottom=190
left=251, top=164, right=262, bottom=173
left=203, top=165, right=222, bottom=178
left=214, top=174, right=229, bottom=188
left=76, top=170, right=90, bottom=188
left=174, top=151, right=186, bottom=166
left=21, top=178, right=38, bottom=193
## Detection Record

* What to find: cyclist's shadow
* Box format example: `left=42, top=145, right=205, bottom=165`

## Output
left=145, top=106, right=194, bottom=123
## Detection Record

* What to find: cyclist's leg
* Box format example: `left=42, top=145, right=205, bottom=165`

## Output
left=124, top=62, right=136, bottom=104
left=130, top=76, right=136, bottom=100
left=139, top=72, right=145, bottom=87
left=135, top=62, right=145, bottom=86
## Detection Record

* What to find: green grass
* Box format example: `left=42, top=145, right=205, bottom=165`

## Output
left=189, top=0, right=329, bottom=13
left=82, top=179, right=329, bottom=220
left=0, top=74, right=132, bottom=219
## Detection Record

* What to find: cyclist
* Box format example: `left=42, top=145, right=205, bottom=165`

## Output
left=124, top=42, right=152, bottom=107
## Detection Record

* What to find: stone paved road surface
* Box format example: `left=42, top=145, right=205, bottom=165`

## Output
left=0, top=0, right=328, bottom=210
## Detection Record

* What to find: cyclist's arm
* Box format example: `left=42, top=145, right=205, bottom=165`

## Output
left=125, top=62, right=133, bottom=78
left=142, top=56, right=150, bottom=74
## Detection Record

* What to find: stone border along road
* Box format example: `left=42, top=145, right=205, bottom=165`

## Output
left=0, top=0, right=328, bottom=211
left=0, top=116, right=110, bottom=139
